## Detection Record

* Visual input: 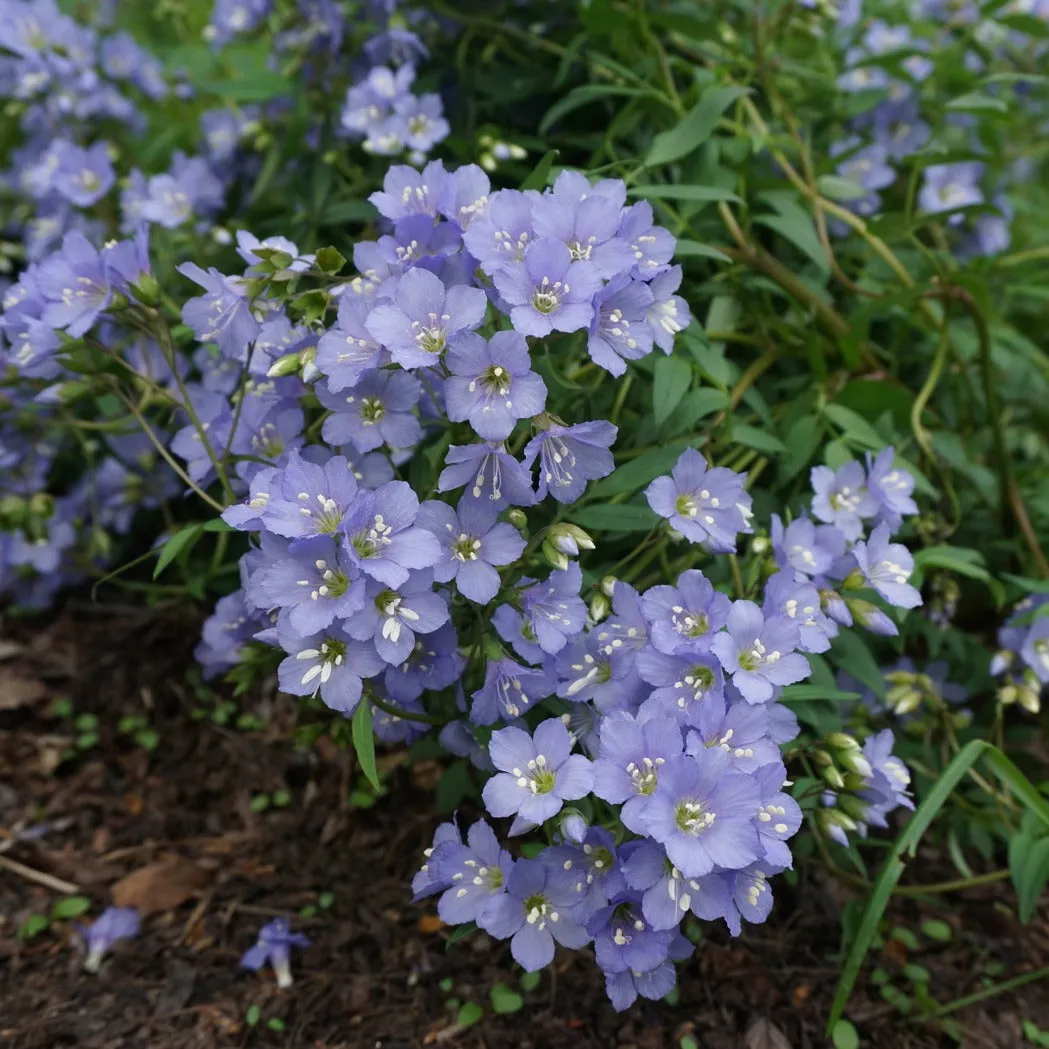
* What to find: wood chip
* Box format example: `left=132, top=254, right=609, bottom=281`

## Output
left=111, top=855, right=211, bottom=915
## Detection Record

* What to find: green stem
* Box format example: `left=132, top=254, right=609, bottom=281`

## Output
left=368, top=691, right=446, bottom=727
left=910, top=316, right=951, bottom=462
left=912, top=965, right=1049, bottom=1022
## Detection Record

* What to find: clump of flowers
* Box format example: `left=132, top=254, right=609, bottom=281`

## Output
left=992, top=594, right=1049, bottom=714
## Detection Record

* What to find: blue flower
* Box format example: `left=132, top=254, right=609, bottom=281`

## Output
left=240, top=918, right=310, bottom=989
left=524, top=420, right=617, bottom=504
left=81, top=907, right=140, bottom=973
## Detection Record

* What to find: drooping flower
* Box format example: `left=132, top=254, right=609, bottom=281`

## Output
left=240, top=918, right=310, bottom=989
left=470, top=656, right=554, bottom=725
left=178, top=262, right=260, bottom=361
left=850, top=523, right=921, bottom=609
left=438, top=442, right=537, bottom=508
left=523, top=420, right=617, bottom=504
left=80, top=907, right=140, bottom=973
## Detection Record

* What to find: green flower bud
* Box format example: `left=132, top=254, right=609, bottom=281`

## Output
left=820, top=765, right=846, bottom=791
left=589, top=593, right=610, bottom=623
left=130, top=273, right=161, bottom=307
left=542, top=539, right=570, bottom=571
left=506, top=509, right=528, bottom=530
left=600, top=575, right=617, bottom=598
left=267, top=351, right=302, bottom=378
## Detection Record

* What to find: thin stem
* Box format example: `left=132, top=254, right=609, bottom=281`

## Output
left=912, top=965, right=1049, bottom=1022
left=893, top=869, right=1009, bottom=896
left=910, top=315, right=951, bottom=462
left=368, top=691, right=446, bottom=727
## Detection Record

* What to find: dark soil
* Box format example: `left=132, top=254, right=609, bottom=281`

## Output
left=1, top=606, right=1047, bottom=1049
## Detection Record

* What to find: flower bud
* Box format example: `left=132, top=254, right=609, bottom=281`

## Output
left=839, top=750, right=873, bottom=779
left=129, top=273, right=161, bottom=307
left=826, top=732, right=859, bottom=752
left=267, top=351, right=302, bottom=378
left=549, top=522, right=595, bottom=558
left=841, top=568, right=866, bottom=591
left=601, top=575, right=617, bottom=598
left=820, top=588, right=852, bottom=626
left=542, top=539, right=570, bottom=571
left=507, top=509, right=528, bottom=530
left=589, top=593, right=610, bottom=623
left=750, top=535, right=770, bottom=555
left=559, top=810, right=588, bottom=844
left=848, top=599, right=898, bottom=637
left=837, top=793, right=870, bottom=822
left=889, top=685, right=923, bottom=716
left=28, top=492, right=54, bottom=518
left=820, top=765, right=846, bottom=791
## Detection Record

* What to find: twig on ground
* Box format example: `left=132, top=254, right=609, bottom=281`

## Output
left=0, top=853, right=80, bottom=895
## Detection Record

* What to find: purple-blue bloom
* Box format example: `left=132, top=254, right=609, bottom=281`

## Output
left=523, top=420, right=617, bottom=504
left=518, top=563, right=588, bottom=655
left=178, top=262, right=260, bottom=361
left=586, top=274, right=655, bottom=377
left=851, top=523, right=922, bottom=609
left=347, top=571, right=450, bottom=665
left=444, top=330, right=547, bottom=440
left=438, top=442, right=537, bottom=508
left=641, top=569, right=731, bottom=655
left=318, top=368, right=422, bottom=453
left=710, top=601, right=810, bottom=704
left=810, top=460, right=878, bottom=541
left=470, top=655, right=554, bottom=725
left=416, top=498, right=525, bottom=604
left=481, top=718, right=594, bottom=831
left=81, top=907, right=140, bottom=973
left=646, top=449, right=752, bottom=552
left=240, top=918, right=310, bottom=989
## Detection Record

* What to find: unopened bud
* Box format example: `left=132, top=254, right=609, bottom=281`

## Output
left=989, top=649, right=1014, bottom=677
left=839, top=751, right=873, bottom=779
left=820, top=588, right=852, bottom=626
left=589, top=593, right=610, bottom=622
left=751, top=535, right=769, bottom=555
left=549, top=523, right=595, bottom=558
left=841, top=568, right=865, bottom=591
left=559, top=810, right=588, bottom=844
left=848, top=598, right=898, bottom=637
left=837, top=793, right=870, bottom=822
left=820, top=765, right=846, bottom=791
left=826, top=733, right=859, bottom=752
left=507, top=509, right=528, bottom=530
left=601, top=575, right=617, bottom=598
left=889, top=685, right=923, bottom=716
left=267, top=350, right=302, bottom=378
left=542, top=539, right=570, bottom=571
left=810, top=749, right=833, bottom=768
left=129, top=273, right=161, bottom=307
left=28, top=492, right=53, bottom=518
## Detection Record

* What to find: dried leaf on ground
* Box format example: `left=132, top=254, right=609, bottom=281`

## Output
left=743, top=1018, right=793, bottom=1049
left=0, top=670, right=46, bottom=710
left=111, top=855, right=211, bottom=915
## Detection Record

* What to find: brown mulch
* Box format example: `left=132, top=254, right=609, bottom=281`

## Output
left=1, top=606, right=1047, bottom=1049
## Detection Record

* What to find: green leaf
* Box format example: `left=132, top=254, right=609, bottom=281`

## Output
left=754, top=210, right=829, bottom=275
left=1014, top=836, right=1049, bottom=923
left=202, top=518, right=233, bottom=532
left=490, top=983, right=525, bottom=1014
left=946, top=91, right=1009, bottom=114
left=628, top=184, right=741, bottom=204
left=590, top=442, right=696, bottom=498
left=153, top=524, right=203, bottom=579
left=352, top=700, right=380, bottom=792
left=827, top=741, right=1049, bottom=1035
left=645, top=85, right=748, bottom=167
left=829, top=630, right=885, bottom=699
left=831, top=1019, right=859, bottom=1049
left=457, top=1001, right=484, bottom=1027
left=653, top=357, right=693, bottom=427
left=519, top=970, right=541, bottom=992
left=920, top=919, right=953, bottom=943
left=568, top=504, right=659, bottom=533
left=321, top=198, right=377, bottom=225
left=664, top=388, right=729, bottom=438
left=780, top=685, right=862, bottom=702
left=19, top=914, right=50, bottom=939
left=673, top=240, right=732, bottom=263
left=51, top=896, right=91, bottom=920
left=822, top=403, right=886, bottom=450
left=539, top=85, right=654, bottom=135
left=445, top=921, right=478, bottom=950
left=730, top=423, right=787, bottom=455
left=520, top=149, right=559, bottom=191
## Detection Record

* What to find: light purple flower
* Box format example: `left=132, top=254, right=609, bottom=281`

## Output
left=178, top=263, right=260, bottom=361
left=586, top=275, right=655, bottom=377
left=753, top=763, right=803, bottom=868
left=530, top=190, right=635, bottom=278
left=636, top=648, right=725, bottom=724
left=641, top=570, right=732, bottom=655
left=438, top=442, right=536, bottom=508
left=53, top=142, right=114, bottom=207
left=462, top=187, right=536, bottom=273
left=641, top=750, right=763, bottom=878
left=710, top=601, right=810, bottom=704
left=318, top=368, right=422, bottom=453
left=518, top=563, right=587, bottom=655
left=314, top=295, right=385, bottom=391
left=851, top=523, right=921, bottom=609
left=240, top=918, right=310, bottom=989
left=480, top=858, right=590, bottom=971
left=686, top=700, right=781, bottom=774
left=646, top=449, right=752, bottom=552
left=770, top=515, right=847, bottom=579
left=444, top=331, right=547, bottom=440
left=866, top=448, right=917, bottom=529
left=343, top=481, right=441, bottom=587
left=762, top=573, right=835, bottom=653
left=592, top=713, right=683, bottom=834
left=470, top=656, right=554, bottom=725
left=417, top=498, right=524, bottom=604
left=365, top=266, right=486, bottom=369
left=524, top=420, right=617, bottom=504
left=492, top=238, right=602, bottom=337
left=646, top=266, right=690, bottom=354
left=37, top=230, right=111, bottom=336
left=919, top=163, right=985, bottom=225
left=429, top=819, right=513, bottom=929
left=588, top=894, right=674, bottom=976
left=481, top=718, right=594, bottom=830
left=617, top=201, right=675, bottom=279
left=275, top=622, right=385, bottom=714
left=810, top=461, right=878, bottom=540
left=369, top=160, right=449, bottom=221
left=348, top=571, right=450, bottom=665
left=81, top=907, right=140, bottom=973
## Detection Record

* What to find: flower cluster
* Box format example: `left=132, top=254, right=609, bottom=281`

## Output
left=825, top=3, right=1043, bottom=256
left=409, top=443, right=921, bottom=1007
left=991, top=594, right=1049, bottom=714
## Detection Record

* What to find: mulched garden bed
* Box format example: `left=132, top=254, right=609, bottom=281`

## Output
left=1, top=605, right=1046, bottom=1049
